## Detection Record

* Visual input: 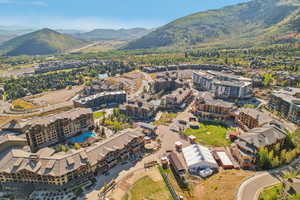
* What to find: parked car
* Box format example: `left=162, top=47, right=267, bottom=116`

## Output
left=199, top=168, right=213, bottom=178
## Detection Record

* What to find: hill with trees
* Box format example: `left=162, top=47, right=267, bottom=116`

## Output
left=0, top=28, right=87, bottom=56
left=125, top=0, right=300, bottom=49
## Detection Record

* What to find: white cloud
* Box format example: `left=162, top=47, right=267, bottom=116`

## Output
left=0, top=0, right=47, bottom=6
left=0, top=16, right=163, bottom=30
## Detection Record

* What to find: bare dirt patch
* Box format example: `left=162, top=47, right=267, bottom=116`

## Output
left=108, top=71, right=145, bottom=94
left=25, top=85, right=84, bottom=106
left=201, top=169, right=254, bottom=200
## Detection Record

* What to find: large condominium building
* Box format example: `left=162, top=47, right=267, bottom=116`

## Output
left=143, top=64, right=229, bottom=73
left=268, top=88, right=300, bottom=125
left=165, top=88, right=194, bottom=110
left=193, top=71, right=252, bottom=99
left=2, top=108, right=94, bottom=152
left=191, top=92, right=235, bottom=120
left=120, top=101, right=157, bottom=120
left=0, top=129, right=144, bottom=192
left=235, top=108, right=274, bottom=131
left=73, top=91, right=127, bottom=109
left=150, top=72, right=184, bottom=94
left=231, top=124, right=287, bottom=169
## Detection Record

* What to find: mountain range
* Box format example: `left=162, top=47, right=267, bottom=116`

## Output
left=73, top=28, right=152, bottom=41
left=2, top=0, right=300, bottom=55
left=125, top=0, right=300, bottom=49
left=0, top=28, right=86, bottom=56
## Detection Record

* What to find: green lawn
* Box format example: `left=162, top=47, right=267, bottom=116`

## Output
left=123, top=176, right=172, bottom=200
left=93, top=111, right=106, bottom=119
left=184, top=122, right=231, bottom=147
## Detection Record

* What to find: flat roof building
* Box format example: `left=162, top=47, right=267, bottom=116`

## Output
left=193, top=71, right=252, bottom=99
left=74, top=91, right=126, bottom=109
left=268, top=88, right=300, bottom=125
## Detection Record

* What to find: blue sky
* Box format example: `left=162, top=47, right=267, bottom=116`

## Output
left=0, top=0, right=249, bottom=30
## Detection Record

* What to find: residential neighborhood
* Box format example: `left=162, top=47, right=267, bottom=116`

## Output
left=0, top=0, right=300, bottom=199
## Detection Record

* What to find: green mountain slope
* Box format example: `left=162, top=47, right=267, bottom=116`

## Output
left=0, top=28, right=87, bottom=56
left=125, top=0, right=300, bottom=49
left=74, top=28, right=152, bottom=41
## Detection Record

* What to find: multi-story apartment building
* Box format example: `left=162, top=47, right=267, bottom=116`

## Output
left=120, top=101, right=157, bottom=120
left=143, top=64, right=229, bottom=73
left=193, top=71, right=252, bottom=99
left=150, top=72, right=184, bottom=94
left=82, top=80, right=121, bottom=96
left=235, top=108, right=274, bottom=131
left=73, top=91, right=127, bottom=109
left=231, top=124, right=287, bottom=169
left=268, top=88, right=300, bottom=125
left=191, top=92, right=235, bottom=120
left=0, top=129, right=144, bottom=192
left=164, top=88, right=194, bottom=110
left=2, top=108, right=94, bottom=152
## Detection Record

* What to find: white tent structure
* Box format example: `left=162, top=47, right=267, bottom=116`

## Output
left=182, top=144, right=218, bottom=171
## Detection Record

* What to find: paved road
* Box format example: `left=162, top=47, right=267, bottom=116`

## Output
left=237, top=156, right=300, bottom=200
left=82, top=123, right=191, bottom=199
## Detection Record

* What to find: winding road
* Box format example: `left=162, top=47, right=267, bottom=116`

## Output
left=237, top=156, right=300, bottom=200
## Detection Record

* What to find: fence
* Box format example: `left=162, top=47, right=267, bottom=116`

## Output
left=158, top=166, right=180, bottom=200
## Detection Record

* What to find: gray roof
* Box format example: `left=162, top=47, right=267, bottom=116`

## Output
left=198, top=92, right=234, bottom=108
left=236, top=108, right=273, bottom=125
left=271, top=88, right=300, bottom=107
left=236, top=125, right=287, bottom=154
left=75, top=91, right=126, bottom=104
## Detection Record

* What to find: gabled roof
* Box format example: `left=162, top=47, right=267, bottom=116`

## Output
left=0, top=128, right=144, bottom=177
left=235, top=125, right=287, bottom=153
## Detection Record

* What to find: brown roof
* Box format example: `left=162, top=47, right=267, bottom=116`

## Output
left=168, top=152, right=186, bottom=173
left=0, top=128, right=144, bottom=177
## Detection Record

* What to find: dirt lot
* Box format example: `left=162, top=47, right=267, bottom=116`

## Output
left=0, top=65, right=35, bottom=78
left=108, top=71, right=145, bottom=94
left=25, top=85, right=84, bottom=106
left=199, top=169, right=254, bottom=200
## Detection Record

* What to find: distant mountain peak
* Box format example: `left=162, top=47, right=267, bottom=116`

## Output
left=73, top=27, right=152, bottom=42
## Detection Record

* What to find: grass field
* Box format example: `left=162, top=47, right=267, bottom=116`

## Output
left=184, top=122, right=231, bottom=147
left=12, top=99, right=40, bottom=110
left=154, top=112, right=177, bottom=126
left=93, top=111, right=106, bottom=119
left=259, top=183, right=284, bottom=200
left=78, top=40, right=127, bottom=53
left=201, top=170, right=254, bottom=200
left=123, top=176, right=172, bottom=200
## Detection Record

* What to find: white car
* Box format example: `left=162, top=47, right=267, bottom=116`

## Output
left=199, top=168, right=213, bottom=178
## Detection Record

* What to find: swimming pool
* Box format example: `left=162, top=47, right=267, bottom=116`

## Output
left=68, top=132, right=96, bottom=143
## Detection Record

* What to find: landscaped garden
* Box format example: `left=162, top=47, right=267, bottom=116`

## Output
left=122, top=176, right=172, bottom=200
left=259, top=183, right=300, bottom=200
left=184, top=122, right=232, bottom=147
left=259, top=183, right=284, bottom=200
